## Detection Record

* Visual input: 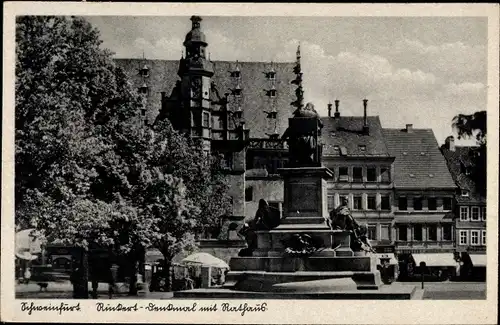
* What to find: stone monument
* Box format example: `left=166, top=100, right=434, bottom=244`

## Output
left=174, top=45, right=416, bottom=299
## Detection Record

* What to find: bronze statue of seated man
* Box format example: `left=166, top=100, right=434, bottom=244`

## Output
left=329, top=197, right=375, bottom=253
left=238, top=199, right=282, bottom=256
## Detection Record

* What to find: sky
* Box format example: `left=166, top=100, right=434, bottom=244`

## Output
left=86, top=16, right=488, bottom=145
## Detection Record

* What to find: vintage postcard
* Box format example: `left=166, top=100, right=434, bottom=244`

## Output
left=2, top=2, right=499, bottom=324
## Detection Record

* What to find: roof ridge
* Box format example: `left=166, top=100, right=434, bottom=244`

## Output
left=383, top=127, right=433, bottom=131
left=113, top=57, right=295, bottom=64
left=320, top=115, right=381, bottom=118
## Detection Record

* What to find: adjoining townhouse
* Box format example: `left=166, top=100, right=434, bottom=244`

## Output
left=383, top=125, right=457, bottom=268
left=321, top=100, right=395, bottom=254
left=441, top=136, right=486, bottom=270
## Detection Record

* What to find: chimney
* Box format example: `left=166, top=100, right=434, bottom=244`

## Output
left=445, top=135, right=455, bottom=152
left=334, top=99, right=340, bottom=118
left=327, top=102, right=333, bottom=117
left=362, top=99, right=369, bottom=134
left=406, top=124, right=413, bottom=133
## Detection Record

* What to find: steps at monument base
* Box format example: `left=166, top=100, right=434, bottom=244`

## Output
left=229, top=256, right=376, bottom=272
left=173, top=284, right=417, bottom=300
left=223, top=270, right=382, bottom=291
left=269, top=224, right=332, bottom=231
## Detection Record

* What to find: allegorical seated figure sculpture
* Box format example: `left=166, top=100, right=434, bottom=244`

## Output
left=329, top=197, right=375, bottom=253
left=281, top=102, right=324, bottom=167
left=238, top=199, right=281, bottom=257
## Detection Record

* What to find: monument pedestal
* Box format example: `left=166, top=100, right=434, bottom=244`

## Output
left=220, top=167, right=383, bottom=291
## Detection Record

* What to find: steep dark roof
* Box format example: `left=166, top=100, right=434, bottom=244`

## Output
left=320, top=116, right=391, bottom=157
left=441, top=146, right=486, bottom=204
left=114, top=59, right=296, bottom=138
left=383, top=128, right=456, bottom=189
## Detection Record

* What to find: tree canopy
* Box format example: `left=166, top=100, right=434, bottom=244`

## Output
left=452, top=110, right=487, bottom=195
left=15, top=16, right=231, bottom=262
left=452, top=111, right=487, bottom=145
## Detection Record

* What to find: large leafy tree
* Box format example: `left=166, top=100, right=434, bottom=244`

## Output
left=15, top=16, right=230, bottom=293
left=452, top=110, right=487, bottom=195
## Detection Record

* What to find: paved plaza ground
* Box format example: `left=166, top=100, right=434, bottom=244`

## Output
left=15, top=281, right=486, bottom=300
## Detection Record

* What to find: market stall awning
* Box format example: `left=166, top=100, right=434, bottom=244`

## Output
left=181, top=252, right=229, bottom=269
left=145, top=249, right=164, bottom=263
left=412, top=253, right=456, bottom=267
left=393, top=215, right=453, bottom=224
left=15, top=228, right=42, bottom=260
left=376, top=253, right=397, bottom=265
left=469, top=254, right=487, bottom=267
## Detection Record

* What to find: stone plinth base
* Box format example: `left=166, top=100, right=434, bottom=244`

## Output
left=229, top=256, right=376, bottom=273
left=229, top=229, right=381, bottom=291
left=224, top=268, right=382, bottom=291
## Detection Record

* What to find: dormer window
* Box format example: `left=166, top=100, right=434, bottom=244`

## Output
left=359, top=145, right=366, bottom=151
left=266, top=71, right=276, bottom=80
left=138, top=83, right=149, bottom=94
left=265, top=111, right=277, bottom=119
left=230, top=70, right=241, bottom=79
left=231, top=86, right=242, bottom=97
left=461, top=190, right=470, bottom=197
left=333, top=145, right=340, bottom=151
left=402, top=152, right=408, bottom=156
left=265, top=89, right=277, bottom=97
left=139, top=64, right=150, bottom=77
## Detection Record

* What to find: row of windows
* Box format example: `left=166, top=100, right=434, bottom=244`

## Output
left=332, top=166, right=391, bottom=183
left=229, top=88, right=277, bottom=98
left=459, top=206, right=486, bottom=222
left=365, top=224, right=391, bottom=241
left=327, top=195, right=391, bottom=211
left=398, top=197, right=452, bottom=211
left=230, top=71, right=277, bottom=80
left=459, top=230, right=486, bottom=246
left=397, top=224, right=453, bottom=241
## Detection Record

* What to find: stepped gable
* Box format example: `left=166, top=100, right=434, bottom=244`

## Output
left=441, top=145, right=486, bottom=204
left=383, top=128, right=456, bottom=189
left=114, top=58, right=296, bottom=138
left=320, top=116, right=391, bottom=157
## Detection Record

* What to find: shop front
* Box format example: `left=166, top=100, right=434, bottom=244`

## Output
left=374, top=245, right=398, bottom=283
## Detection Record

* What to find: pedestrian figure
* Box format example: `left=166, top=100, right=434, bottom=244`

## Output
left=108, top=263, right=119, bottom=299
left=70, top=266, right=86, bottom=299
left=23, top=266, right=31, bottom=284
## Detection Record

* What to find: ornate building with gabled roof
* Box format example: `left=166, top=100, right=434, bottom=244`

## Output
left=115, top=16, right=296, bottom=246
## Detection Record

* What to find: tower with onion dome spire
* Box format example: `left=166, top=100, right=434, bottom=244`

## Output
left=177, top=16, right=215, bottom=154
